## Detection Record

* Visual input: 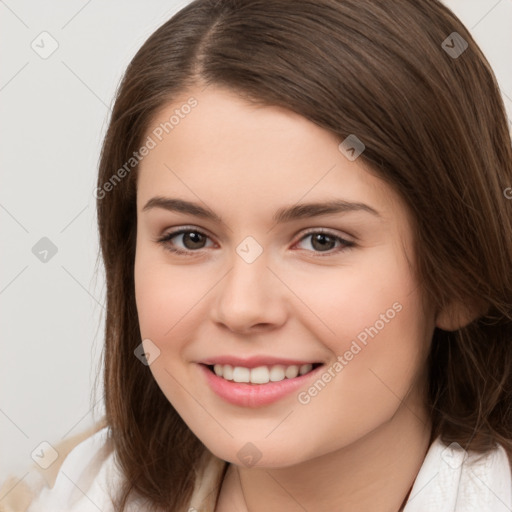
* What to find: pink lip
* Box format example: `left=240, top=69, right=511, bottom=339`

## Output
left=198, top=363, right=325, bottom=408
left=200, top=355, right=321, bottom=369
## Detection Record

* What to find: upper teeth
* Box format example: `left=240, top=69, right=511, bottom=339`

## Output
left=213, top=364, right=314, bottom=384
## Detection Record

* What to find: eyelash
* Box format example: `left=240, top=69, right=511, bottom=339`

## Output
left=155, top=226, right=355, bottom=257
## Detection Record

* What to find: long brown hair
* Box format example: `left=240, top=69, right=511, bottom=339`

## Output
left=95, top=0, right=512, bottom=510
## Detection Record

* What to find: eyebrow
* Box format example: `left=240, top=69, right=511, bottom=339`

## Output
left=142, top=196, right=381, bottom=223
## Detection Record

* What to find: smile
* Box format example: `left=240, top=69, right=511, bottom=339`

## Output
left=209, top=363, right=322, bottom=384
left=198, top=362, right=325, bottom=408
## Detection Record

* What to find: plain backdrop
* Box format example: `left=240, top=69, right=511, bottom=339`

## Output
left=1, top=0, right=511, bottom=482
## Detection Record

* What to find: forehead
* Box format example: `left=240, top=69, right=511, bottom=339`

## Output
left=136, top=85, right=408, bottom=232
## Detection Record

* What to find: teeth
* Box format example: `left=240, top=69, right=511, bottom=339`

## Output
left=299, top=364, right=312, bottom=375
left=223, top=365, right=233, bottom=380
left=250, top=366, right=270, bottom=384
left=269, top=365, right=286, bottom=382
left=232, top=366, right=250, bottom=383
left=212, top=363, right=314, bottom=384
left=285, top=365, right=299, bottom=379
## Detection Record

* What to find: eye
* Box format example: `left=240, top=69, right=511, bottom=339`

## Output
left=156, top=227, right=355, bottom=257
left=156, top=227, right=214, bottom=256
left=293, top=229, right=355, bottom=256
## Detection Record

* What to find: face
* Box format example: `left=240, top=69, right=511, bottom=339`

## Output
left=134, top=85, right=435, bottom=467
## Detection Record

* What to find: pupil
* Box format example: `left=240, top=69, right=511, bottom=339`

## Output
left=185, top=232, right=205, bottom=249
left=312, top=233, right=334, bottom=251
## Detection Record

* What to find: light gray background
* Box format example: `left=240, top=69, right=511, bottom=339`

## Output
left=1, top=0, right=511, bottom=482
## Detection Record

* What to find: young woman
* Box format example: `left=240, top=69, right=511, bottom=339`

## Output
left=4, top=0, right=512, bottom=510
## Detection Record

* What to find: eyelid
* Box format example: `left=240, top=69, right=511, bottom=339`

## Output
left=156, top=225, right=355, bottom=257
left=155, top=225, right=215, bottom=248
left=296, top=227, right=354, bottom=243
left=157, top=226, right=353, bottom=245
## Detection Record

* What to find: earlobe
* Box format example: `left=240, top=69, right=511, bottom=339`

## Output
left=435, top=298, right=488, bottom=331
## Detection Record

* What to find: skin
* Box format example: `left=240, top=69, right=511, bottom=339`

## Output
left=134, top=84, right=474, bottom=511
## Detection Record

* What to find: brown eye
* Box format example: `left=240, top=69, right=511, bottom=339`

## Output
left=295, top=230, right=355, bottom=256
left=157, top=228, right=213, bottom=255
left=310, top=233, right=337, bottom=252
left=179, top=231, right=207, bottom=250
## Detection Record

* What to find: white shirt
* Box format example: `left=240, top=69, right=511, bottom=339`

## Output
left=25, top=426, right=512, bottom=512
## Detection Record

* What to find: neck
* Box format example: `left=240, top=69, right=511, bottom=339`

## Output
left=216, top=397, right=433, bottom=512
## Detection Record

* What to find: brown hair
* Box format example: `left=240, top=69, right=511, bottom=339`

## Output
left=95, top=0, right=512, bottom=510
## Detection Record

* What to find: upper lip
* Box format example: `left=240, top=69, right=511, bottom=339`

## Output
left=199, top=355, right=322, bottom=369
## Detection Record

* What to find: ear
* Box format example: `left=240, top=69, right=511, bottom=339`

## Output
left=435, top=297, right=488, bottom=331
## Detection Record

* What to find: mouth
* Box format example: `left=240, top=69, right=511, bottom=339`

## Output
left=202, top=362, right=324, bottom=385
left=198, top=361, right=327, bottom=408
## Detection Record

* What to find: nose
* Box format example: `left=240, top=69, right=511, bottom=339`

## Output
left=210, top=248, right=288, bottom=334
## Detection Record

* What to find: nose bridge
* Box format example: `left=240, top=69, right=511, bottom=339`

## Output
left=213, top=237, right=286, bottom=331
left=224, top=240, right=271, bottom=305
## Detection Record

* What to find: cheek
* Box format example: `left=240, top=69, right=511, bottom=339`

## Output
left=290, top=246, right=430, bottom=401
left=134, top=249, right=203, bottom=341
left=283, top=250, right=412, bottom=345
left=134, top=250, right=204, bottom=406
left=284, top=275, right=429, bottom=458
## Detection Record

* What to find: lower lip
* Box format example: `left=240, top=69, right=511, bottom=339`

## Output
left=198, top=363, right=325, bottom=408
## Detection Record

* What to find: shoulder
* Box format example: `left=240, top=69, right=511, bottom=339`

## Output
left=505, top=446, right=512, bottom=473
left=0, top=419, right=127, bottom=512
left=406, top=436, right=512, bottom=511
left=459, top=440, right=512, bottom=509
left=27, top=424, right=119, bottom=512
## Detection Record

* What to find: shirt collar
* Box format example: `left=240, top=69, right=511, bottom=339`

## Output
left=189, top=437, right=512, bottom=511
